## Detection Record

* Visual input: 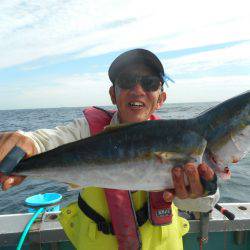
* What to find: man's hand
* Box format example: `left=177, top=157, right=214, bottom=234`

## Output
left=163, top=163, right=215, bottom=202
left=0, top=132, right=37, bottom=190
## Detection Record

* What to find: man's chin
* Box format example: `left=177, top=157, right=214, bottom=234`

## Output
left=119, top=107, right=151, bottom=123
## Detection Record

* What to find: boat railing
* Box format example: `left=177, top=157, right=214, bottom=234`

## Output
left=1, top=202, right=250, bottom=248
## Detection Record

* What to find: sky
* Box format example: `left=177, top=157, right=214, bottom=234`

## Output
left=0, top=0, right=249, bottom=110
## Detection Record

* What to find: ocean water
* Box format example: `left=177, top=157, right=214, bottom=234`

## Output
left=0, top=103, right=249, bottom=214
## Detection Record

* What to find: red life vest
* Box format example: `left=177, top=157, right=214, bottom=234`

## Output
left=83, top=106, right=172, bottom=250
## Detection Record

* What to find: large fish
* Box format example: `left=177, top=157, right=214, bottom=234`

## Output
left=0, top=91, right=249, bottom=191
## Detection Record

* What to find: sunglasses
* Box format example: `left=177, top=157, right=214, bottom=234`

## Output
left=115, top=75, right=162, bottom=92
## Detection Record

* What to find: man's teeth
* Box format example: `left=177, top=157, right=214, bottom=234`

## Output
left=129, top=102, right=144, bottom=107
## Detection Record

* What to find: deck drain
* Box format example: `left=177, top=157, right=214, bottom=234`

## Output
left=238, top=206, right=247, bottom=210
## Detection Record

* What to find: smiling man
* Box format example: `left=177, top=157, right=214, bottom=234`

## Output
left=0, top=49, right=218, bottom=250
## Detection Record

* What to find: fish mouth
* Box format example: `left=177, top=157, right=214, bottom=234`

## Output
left=210, top=158, right=231, bottom=180
left=204, top=152, right=231, bottom=179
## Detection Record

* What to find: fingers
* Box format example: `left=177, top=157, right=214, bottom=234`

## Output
left=0, top=132, right=37, bottom=162
left=172, top=167, right=189, bottom=199
left=0, top=132, right=36, bottom=191
left=0, top=172, right=9, bottom=183
left=2, top=177, right=15, bottom=191
left=0, top=174, right=26, bottom=191
left=198, top=162, right=215, bottom=181
left=198, top=163, right=217, bottom=195
left=0, top=132, right=18, bottom=162
left=170, top=162, right=215, bottom=200
left=163, top=189, right=175, bottom=203
left=184, top=163, right=204, bottom=198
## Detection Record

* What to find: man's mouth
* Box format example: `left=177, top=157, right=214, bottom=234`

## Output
left=128, top=102, right=145, bottom=108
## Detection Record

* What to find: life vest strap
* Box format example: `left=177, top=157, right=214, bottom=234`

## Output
left=78, top=194, right=148, bottom=235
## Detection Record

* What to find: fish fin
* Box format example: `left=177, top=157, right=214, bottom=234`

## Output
left=64, top=182, right=82, bottom=191
left=154, top=152, right=169, bottom=163
left=103, top=123, right=133, bottom=132
left=154, top=151, right=193, bottom=164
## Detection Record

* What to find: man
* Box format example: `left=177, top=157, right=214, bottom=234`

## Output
left=0, top=49, right=218, bottom=249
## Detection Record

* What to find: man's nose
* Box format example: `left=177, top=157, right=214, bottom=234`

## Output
left=130, top=83, right=145, bottom=95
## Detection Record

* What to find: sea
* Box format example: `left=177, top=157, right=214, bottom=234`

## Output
left=0, top=103, right=249, bottom=215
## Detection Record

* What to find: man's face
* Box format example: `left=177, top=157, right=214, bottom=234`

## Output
left=109, top=64, right=166, bottom=123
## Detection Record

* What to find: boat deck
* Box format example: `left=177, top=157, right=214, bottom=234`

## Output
left=1, top=203, right=250, bottom=249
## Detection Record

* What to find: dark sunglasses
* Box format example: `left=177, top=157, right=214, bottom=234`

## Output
left=115, top=75, right=162, bottom=92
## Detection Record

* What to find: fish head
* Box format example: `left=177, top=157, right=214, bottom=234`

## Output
left=204, top=125, right=250, bottom=179
left=201, top=91, right=250, bottom=179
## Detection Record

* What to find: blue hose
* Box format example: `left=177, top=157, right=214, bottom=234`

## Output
left=16, top=207, right=45, bottom=250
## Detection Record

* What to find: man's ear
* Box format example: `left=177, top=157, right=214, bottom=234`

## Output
left=109, top=86, right=116, bottom=104
left=157, top=91, right=167, bottom=109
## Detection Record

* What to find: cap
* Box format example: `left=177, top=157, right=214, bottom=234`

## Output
left=108, top=48, right=166, bottom=84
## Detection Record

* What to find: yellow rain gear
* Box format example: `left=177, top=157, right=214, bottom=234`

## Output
left=59, top=187, right=189, bottom=250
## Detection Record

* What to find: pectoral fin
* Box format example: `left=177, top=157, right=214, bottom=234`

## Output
left=154, top=152, right=171, bottom=163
